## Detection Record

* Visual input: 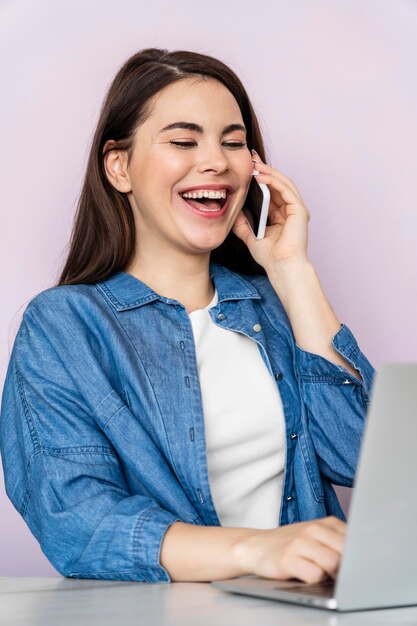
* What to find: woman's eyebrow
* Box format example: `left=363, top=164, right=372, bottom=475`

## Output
left=159, top=121, right=246, bottom=135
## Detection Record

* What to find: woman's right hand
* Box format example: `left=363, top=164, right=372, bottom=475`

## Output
left=233, top=516, right=346, bottom=583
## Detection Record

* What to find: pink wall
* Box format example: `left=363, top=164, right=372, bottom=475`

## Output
left=1, top=0, right=416, bottom=576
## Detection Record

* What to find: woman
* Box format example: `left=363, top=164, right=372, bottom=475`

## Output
left=0, top=48, right=375, bottom=584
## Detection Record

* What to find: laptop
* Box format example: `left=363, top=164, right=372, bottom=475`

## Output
left=212, top=363, right=417, bottom=611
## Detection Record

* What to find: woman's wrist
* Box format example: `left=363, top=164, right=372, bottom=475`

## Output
left=160, top=521, right=263, bottom=581
left=265, top=256, right=315, bottom=310
left=265, top=257, right=362, bottom=378
left=231, top=528, right=270, bottom=576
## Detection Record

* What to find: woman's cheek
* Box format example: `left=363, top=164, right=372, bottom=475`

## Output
left=242, top=152, right=255, bottom=180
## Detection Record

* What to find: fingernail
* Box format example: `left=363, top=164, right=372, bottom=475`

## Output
left=251, top=149, right=261, bottom=163
left=252, top=168, right=259, bottom=175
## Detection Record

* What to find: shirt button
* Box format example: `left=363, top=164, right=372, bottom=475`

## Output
left=275, top=372, right=283, bottom=381
left=217, top=313, right=226, bottom=321
left=290, top=433, right=298, bottom=440
left=253, top=323, right=262, bottom=332
left=286, top=495, right=295, bottom=502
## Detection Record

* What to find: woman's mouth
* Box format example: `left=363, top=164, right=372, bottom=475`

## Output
left=178, top=191, right=233, bottom=218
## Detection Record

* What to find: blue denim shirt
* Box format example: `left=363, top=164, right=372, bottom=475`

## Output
left=0, top=262, right=376, bottom=582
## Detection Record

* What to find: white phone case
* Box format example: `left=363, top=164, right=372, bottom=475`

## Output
left=249, top=173, right=270, bottom=239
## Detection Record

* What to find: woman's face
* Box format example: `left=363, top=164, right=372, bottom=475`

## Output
left=119, top=78, right=254, bottom=257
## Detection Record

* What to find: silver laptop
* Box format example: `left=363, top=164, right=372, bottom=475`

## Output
left=212, top=363, right=417, bottom=611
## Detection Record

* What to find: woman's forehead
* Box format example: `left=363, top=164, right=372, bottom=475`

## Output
left=145, top=78, right=243, bottom=128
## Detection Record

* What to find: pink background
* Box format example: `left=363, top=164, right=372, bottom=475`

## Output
left=1, top=0, right=416, bottom=576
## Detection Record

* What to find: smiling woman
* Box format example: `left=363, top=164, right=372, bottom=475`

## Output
left=100, top=77, right=255, bottom=295
left=0, top=47, right=375, bottom=585
left=58, top=50, right=268, bottom=290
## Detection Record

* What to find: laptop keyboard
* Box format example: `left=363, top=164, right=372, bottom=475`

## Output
left=274, top=579, right=335, bottom=598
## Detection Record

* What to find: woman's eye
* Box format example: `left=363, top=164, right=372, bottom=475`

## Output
left=170, top=141, right=196, bottom=148
left=170, top=141, right=246, bottom=149
left=224, top=142, right=246, bottom=149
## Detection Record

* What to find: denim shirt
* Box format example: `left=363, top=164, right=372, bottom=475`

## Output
left=0, top=262, right=376, bottom=582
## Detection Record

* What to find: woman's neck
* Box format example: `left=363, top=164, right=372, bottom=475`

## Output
left=124, top=250, right=215, bottom=314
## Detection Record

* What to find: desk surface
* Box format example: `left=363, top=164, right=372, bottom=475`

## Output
left=2, top=577, right=417, bottom=626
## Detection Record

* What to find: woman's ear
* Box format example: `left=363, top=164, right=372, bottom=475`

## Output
left=103, top=140, right=132, bottom=193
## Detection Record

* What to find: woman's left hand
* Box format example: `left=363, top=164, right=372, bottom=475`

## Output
left=232, top=150, right=311, bottom=271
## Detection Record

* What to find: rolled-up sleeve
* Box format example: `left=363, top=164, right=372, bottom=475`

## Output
left=27, top=447, right=180, bottom=581
left=0, top=309, right=180, bottom=582
left=294, top=323, right=376, bottom=486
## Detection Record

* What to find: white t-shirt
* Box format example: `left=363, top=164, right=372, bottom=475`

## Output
left=189, top=288, right=286, bottom=529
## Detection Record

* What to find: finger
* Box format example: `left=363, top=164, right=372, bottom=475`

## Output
left=282, top=555, right=328, bottom=585
left=292, top=538, right=341, bottom=580
left=252, top=158, right=302, bottom=199
left=258, top=175, right=310, bottom=223
left=253, top=167, right=301, bottom=201
left=254, top=173, right=299, bottom=210
left=321, top=516, right=348, bottom=536
left=268, top=206, right=286, bottom=225
left=305, top=522, right=346, bottom=555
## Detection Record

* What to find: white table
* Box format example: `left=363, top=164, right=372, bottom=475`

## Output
left=2, top=577, right=417, bottom=625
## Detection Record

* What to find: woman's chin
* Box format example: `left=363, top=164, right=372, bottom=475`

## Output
left=185, top=234, right=228, bottom=254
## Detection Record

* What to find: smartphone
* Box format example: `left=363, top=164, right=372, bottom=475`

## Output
left=243, top=172, right=271, bottom=239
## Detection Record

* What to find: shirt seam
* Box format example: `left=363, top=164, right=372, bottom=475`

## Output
left=96, top=282, right=159, bottom=310
left=15, top=368, right=41, bottom=453
left=68, top=567, right=163, bottom=577
left=40, top=445, right=117, bottom=457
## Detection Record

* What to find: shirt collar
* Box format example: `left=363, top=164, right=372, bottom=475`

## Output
left=96, top=262, right=261, bottom=312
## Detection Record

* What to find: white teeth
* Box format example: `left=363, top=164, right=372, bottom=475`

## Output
left=180, top=189, right=227, bottom=199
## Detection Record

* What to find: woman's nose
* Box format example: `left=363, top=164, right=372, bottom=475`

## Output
left=196, top=144, right=229, bottom=173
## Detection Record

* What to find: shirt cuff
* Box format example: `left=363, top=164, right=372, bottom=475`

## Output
left=294, top=323, right=375, bottom=389
left=134, top=507, right=180, bottom=582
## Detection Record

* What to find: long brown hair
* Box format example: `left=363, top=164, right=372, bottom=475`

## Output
left=58, top=48, right=268, bottom=286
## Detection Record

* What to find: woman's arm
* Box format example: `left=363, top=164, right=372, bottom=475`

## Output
left=0, top=304, right=184, bottom=583
left=267, top=258, right=362, bottom=380
left=233, top=151, right=369, bottom=383
left=233, top=153, right=376, bottom=486
left=160, top=516, right=346, bottom=583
